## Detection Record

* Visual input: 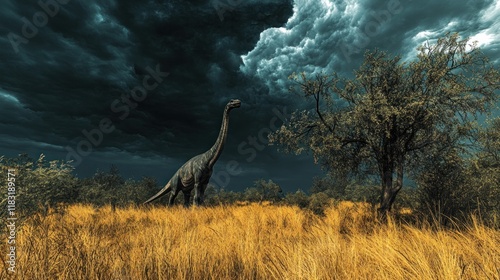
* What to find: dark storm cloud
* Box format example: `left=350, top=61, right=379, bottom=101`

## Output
left=0, top=0, right=302, bottom=189
left=241, top=0, right=500, bottom=93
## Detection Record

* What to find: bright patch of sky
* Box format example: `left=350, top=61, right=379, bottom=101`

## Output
left=472, top=0, right=500, bottom=48
left=0, top=89, right=21, bottom=106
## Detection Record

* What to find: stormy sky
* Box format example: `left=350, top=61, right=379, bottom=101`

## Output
left=1, top=0, right=499, bottom=192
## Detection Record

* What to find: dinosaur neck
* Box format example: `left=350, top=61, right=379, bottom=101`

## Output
left=207, top=108, right=230, bottom=168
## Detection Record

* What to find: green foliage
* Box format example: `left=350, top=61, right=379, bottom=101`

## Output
left=309, top=173, right=380, bottom=205
left=310, top=174, right=344, bottom=198
left=204, top=184, right=244, bottom=205
left=243, top=179, right=283, bottom=203
left=465, top=118, right=500, bottom=220
left=78, top=166, right=159, bottom=207
left=415, top=118, right=500, bottom=225
left=270, top=33, right=500, bottom=213
left=0, top=154, right=77, bottom=218
left=308, top=192, right=332, bottom=215
left=343, top=183, right=379, bottom=205
left=416, top=150, right=473, bottom=224
left=0, top=154, right=162, bottom=217
left=78, top=165, right=124, bottom=206
left=282, top=189, right=309, bottom=209
left=243, top=187, right=261, bottom=203
left=392, top=187, right=418, bottom=210
left=116, top=177, right=159, bottom=206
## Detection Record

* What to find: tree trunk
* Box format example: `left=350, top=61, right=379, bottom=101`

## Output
left=378, top=161, right=404, bottom=216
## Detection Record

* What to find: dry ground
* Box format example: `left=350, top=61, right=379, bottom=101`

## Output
left=1, top=202, right=499, bottom=279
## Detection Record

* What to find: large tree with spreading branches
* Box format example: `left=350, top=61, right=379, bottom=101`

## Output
left=270, top=33, right=500, bottom=214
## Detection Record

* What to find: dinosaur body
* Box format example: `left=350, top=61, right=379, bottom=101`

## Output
left=144, top=99, right=241, bottom=206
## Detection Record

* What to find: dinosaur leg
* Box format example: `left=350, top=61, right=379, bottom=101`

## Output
left=193, top=184, right=200, bottom=206
left=182, top=190, right=191, bottom=208
left=168, top=188, right=180, bottom=206
left=199, top=184, right=207, bottom=205
left=193, top=184, right=206, bottom=206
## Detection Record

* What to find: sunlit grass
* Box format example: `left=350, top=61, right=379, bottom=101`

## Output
left=1, top=203, right=499, bottom=279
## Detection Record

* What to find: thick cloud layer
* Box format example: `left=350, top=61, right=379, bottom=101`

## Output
left=0, top=0, right=320, bottom=190
left=241, top=0, right=500, bottom=93
left=1, top=0, right=499, bottom=191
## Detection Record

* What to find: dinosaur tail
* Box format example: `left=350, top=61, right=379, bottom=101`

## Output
left=144, top=182, right=172, bottom=204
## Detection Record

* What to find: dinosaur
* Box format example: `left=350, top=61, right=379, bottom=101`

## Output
left=144, top=99, right=241, bottom=207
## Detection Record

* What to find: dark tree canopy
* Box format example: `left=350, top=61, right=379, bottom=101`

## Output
left=270, top=33, right=500, bottom=214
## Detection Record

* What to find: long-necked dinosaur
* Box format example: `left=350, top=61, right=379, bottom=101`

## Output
left=144, top=99, right=241, bottom=206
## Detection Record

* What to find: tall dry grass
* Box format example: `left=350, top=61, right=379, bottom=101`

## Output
left=1, top=202, right=499, bottom=279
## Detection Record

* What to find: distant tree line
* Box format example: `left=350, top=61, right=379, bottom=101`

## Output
left=0, top=154, right=392, bottom=217
left=0, top=154, right=158, bottom=218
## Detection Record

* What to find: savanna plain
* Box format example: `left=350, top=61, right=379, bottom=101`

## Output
left=1, top=202, right=499, bottom=280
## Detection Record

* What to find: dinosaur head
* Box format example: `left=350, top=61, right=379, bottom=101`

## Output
left=226, top=99, right=241, bottom=110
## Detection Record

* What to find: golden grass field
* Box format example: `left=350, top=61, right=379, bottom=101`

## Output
left=1, top=202, right=499, bottom=280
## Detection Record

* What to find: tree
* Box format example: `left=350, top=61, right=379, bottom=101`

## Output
left=0, top=154, right=77, bottom=218
left=310, top=173, right=379, bottom=204
left=476, top=117, right=500, bottom=170
left=416, top=119, right=500, bottom=225
left=310, top=174, right=344, bottom=198
left=416, top=148, right=473, bottom=224
left=283, top=189, right=309, bottom=208
left=270, top=33, right=500, bottom=215
left=244, top=179, right=283, bottom=203
left=115, top=177, right=159, bottom=206
left=308, top=192, right=331, bottom=215
left=78, top=165, right=125, bottom=206
left=204, top=184, right=244, bottom=205
left=468, top=117, right=500, bottom=219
